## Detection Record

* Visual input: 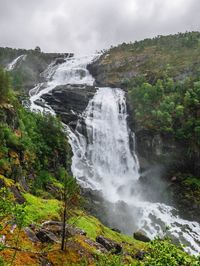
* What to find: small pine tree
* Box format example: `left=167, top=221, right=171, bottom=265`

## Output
left=59, top=168, right=80, bottom=251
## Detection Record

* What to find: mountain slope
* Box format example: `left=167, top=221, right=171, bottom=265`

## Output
left=89, top=31, right=200, bottom=87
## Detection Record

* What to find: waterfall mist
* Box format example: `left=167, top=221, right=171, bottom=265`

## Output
left=68, top=86, right=200, bottom=255
left=29, top=54, right=200, bottom=255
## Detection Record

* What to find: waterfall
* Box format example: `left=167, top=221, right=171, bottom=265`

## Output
left=68, top=90, right=200, bottom=255
left=69, top=87, right=140, bottom=201
left=29, top=54, right=98, bottom=113
left=30, top=54, right=200, bottom=255
left=6, top=54, right=26, bottom=71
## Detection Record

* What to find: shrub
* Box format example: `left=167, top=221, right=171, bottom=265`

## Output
left=143, top=239, right=200, bottom=266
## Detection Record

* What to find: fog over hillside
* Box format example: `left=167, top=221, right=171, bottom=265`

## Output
left=0, top=0, right=199, bottom=53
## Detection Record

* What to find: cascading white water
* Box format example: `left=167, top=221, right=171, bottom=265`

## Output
left=29, top=54, right=98, bottom=113
left=29, top=54, right=200, bottom=255
left=69, top=87, right=140, bottom=201
left=68, top=88, right=200, bottom=255
left=6, top=54, right=26, bottom=71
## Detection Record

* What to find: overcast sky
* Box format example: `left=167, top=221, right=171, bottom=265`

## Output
left=0, top=0, right=199, bottom=54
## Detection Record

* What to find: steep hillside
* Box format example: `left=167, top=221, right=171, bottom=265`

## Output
left=89, top=32, right=200, bottom=87
left=88, top=32, right=200, bottom=223
left=0, top=55, right=199, bottom=265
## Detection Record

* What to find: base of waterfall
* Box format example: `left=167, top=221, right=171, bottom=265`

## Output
left=26, top=52, right=200, bottom=256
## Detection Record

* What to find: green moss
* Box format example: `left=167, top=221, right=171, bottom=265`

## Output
left=23, top=193, right=61, bottom=225
left=68, top=211, right=144, bottom=247
left=69, top=212, right=100, bottom=240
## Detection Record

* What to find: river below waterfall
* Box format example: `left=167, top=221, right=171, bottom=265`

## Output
left=29, top=54, right=200, bottom=255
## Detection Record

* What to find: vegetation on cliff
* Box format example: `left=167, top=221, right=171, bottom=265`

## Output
left=128, top=71, right=200, bottom=147
left=0, top=67, right=71, bottom=196
left=90, top=31, right=200, bottom=86
left=127, top=37, right=200, bottom=224
left=89, top=32, right=200, bottom=223
left=0, top=41, right=200, bottom=265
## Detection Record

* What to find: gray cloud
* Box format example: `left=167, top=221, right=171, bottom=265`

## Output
left=0, top=0, right=199, bottom=54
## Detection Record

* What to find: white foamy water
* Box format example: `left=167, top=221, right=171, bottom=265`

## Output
left=69, top=87, right=140, bottom=200
left=29, top=54, right=99, bottom=113
left=68, top=87, right=200, bottom=255
left=30, top=53, right=200, bottom=255
left=6, top=54, right=26, bottom=71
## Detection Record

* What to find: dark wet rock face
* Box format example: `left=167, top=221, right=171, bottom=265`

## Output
left=42, top=84, right=97, bottom=127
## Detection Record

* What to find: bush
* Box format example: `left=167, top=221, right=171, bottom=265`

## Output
left=143, top=239, right=200, bottom=266
left=128, top=74, right=200, bottom=147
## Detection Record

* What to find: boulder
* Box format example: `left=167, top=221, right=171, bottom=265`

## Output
left=24, top=227, right=39, bottom=243
left=96, top=235, right=122, bottom=254
left=36, top=229, right=58, bottom=243
left=84, top=238, right=108, bottom=253
left=41, top=221, right=86, bottom=237
left=65, top=224, right=86, bottom=237
left=133, top=231, right=151, bottom=242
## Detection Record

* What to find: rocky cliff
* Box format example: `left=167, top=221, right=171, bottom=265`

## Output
left=87, top=32, right=200, bottom=223
left=41, top=84, right=96, bottom=127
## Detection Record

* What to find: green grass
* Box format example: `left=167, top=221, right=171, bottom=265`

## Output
left=23, top=193, right=61, bottom=225
left=68, top=211, right=143, bottom=245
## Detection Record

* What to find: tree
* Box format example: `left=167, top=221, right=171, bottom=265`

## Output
left=34, top=46, right=41, bottom=52
left=0, top=68, right=11, bottom=103
left=59, top=168, right=80, bottom=251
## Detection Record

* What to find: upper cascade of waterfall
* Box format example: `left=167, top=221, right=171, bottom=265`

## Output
left=29, top=54, right=100, bottom=112
left=6, top=54, right=26, bottom=71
